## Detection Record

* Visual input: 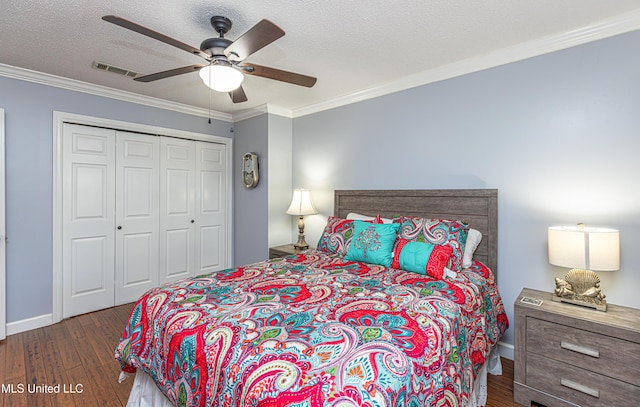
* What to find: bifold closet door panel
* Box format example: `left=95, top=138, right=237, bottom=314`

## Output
left=62, top=124, right=229, bottom=318
left=62, top=124, right=116, bottom=318
left=160, top=137, right=196, bottom=284
left=114, top=131, right=160, bottom=305
left=195, top=141, right=227, bottom=275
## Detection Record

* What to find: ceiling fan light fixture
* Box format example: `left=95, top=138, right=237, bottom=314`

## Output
left=199, top=64, right=244, bottom=92
left=102, top=14, right=315, bottom=103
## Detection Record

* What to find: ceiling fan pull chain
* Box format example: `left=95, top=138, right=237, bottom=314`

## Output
left=208, top=64, right=212, bottom=124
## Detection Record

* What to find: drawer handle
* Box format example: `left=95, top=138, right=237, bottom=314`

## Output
left=560, top=378, right=600, bottom=398
left=560, top=341, right=600, bottom=358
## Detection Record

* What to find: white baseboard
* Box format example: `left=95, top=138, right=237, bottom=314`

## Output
left=6, top=313, right=53, bottom=336
left=497, top=341, right=514, bottom=360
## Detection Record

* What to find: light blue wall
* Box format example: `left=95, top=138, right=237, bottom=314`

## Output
left=233, top=114, right=269, bottom=265
left=292, top=30, right=640, bottom=347
left=0, top=76, right=232, bottom=323
left=233, top=113, right=295, bottom=265
left=267, top=114, right=294, bottom=248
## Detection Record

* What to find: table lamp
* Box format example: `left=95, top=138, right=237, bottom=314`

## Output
left=548, top=223, right=619, bottom=311
left=286, top=188, right=318, bottom=249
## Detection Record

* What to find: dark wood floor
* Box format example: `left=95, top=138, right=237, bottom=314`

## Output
left=1, top=303, right=533, bottom=406
left=0, top=303, right=134, bottom=406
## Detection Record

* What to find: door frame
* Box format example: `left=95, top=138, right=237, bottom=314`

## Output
left=52, top=111, right=233, bottom=323
left=0, top=108, right=6, bottom=339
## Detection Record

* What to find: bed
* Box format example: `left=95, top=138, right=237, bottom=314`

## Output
left=116, top=189, right=508, bottom=407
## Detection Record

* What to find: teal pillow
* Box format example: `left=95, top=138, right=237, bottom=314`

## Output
left=344, top=220, right=399, bottom=267
left=391, top=239, right=454, bottom=279
left=398, top=241, right=435, bottom=274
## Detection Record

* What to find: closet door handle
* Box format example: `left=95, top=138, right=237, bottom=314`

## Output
left=190, top=220, right=195, bottom=223
left=117, top=226, right=122, bottom=230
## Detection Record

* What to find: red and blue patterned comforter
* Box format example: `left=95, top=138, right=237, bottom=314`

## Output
left=115, top=250, right=508, bottom=407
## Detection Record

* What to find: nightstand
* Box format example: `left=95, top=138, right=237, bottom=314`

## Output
left=514, top=288, right=640, bottom=407
left=268, top=244, right=311, bottom=259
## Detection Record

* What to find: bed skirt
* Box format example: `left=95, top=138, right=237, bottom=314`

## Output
left=123, top=348, right=503, bottom=407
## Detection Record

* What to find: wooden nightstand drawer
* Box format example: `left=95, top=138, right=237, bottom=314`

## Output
left=514, top=288, right=640, bottom=407
left=527, top=317, right=640, bottom=386
left=526, top=353, right=640, bottom=407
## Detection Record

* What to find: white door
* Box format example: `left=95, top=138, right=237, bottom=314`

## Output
left=160, top=137, right=196, bottom=283
left=59, top=121, right=229, bottom=319
left=195, top=142, right=227, bottom=275
left=115, top=132, right=159, bottom=304
left=62, top=124, right=115, bottom=318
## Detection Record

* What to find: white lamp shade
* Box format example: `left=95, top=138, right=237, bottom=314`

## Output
left=548, top=225, right=620, bottom=271
left=199, top=65, right=244, bottom=92
left=286, top=189, right=318, bottom=216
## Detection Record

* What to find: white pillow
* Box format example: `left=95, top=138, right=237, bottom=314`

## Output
left=346, top=212, right=392, bottom=224
left=462, top=228, right=482, bottom=268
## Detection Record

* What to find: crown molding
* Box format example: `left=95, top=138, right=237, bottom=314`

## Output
left=265, top=104, right=293, bottom=119
left=291, top=9, right=640, bottom=118
left=0, top=63, right=233, bottom=123
left=231, top=104, right=268, bottom=122
left=232, top=103, right=293, bottom=122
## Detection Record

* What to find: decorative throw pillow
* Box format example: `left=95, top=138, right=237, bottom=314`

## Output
left=344, top=221, right=400, bottom=267
left=317, top=216, right=383, bottom=255
left=462, top=228, right=482, bottom=268
left=391, top=239, right=453, bottom=279
left=346, top=212, right=392, bottom=224
left=393, top=216, right=469, bottom=272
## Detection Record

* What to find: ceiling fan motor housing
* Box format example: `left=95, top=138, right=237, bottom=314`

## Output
left=200, top=37, right=232, bottom=56
left=210, top=16, right=232, bottom=35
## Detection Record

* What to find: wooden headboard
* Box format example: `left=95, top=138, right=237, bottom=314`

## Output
left=334, top=189, right=498, bottom=279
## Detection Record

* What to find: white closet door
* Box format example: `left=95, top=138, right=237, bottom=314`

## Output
left=115, top=131, right=160, bottom=304
left=160, top=137, right=196, bottom=283
left=195, top=142, right=227, bottom=275
left=62, top=124, right=115, bottom=318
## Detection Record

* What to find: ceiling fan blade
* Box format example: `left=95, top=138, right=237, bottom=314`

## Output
left=229, top=86, right=248, bottom=103
left=134, top=64, right=205, bottom=82
left=241, top=63, right=317, bottom=88
left=102, top=15, right=210, bottom=59
left=224, top=19, right=285, bottom=61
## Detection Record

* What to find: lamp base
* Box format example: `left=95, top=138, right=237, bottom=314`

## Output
left=293, top=215, right=309, bottom=250
left=293, top=235, right=309, bottom=250
left=553, top=268, right=607, bottom=312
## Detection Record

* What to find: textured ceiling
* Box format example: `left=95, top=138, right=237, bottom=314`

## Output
left=2, top=1, right=640, bottom=118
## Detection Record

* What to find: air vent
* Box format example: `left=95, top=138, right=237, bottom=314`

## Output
left=92, top=61, right=140, bottom=78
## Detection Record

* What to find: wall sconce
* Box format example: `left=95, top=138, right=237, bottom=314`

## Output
left=286, top=188, right=318, bottom=249
left=548, top=223, right=619, bottom=311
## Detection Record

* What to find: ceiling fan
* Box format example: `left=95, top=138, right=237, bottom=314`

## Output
left=102, top=15, right=317, bottom=103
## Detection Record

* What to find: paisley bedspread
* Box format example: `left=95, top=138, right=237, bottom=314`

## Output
left=115, top=250, right=508, bottom=407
